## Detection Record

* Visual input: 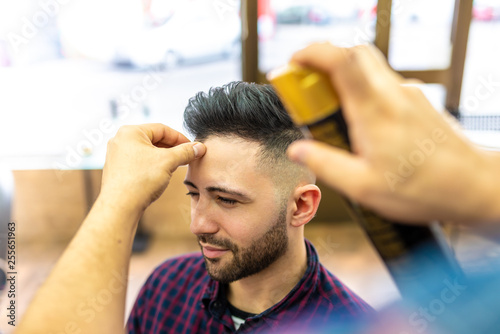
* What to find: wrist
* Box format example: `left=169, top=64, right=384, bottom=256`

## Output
left=93, top=192, right=145, bottom=226
left=97, top=182, right=150, bottom=211
left=476, top=150, right=500, bottom=223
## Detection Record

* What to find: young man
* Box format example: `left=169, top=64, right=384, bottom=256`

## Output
left=17, top=81, right=370, bottom=334
left=127, top=82, right=371, bottom=333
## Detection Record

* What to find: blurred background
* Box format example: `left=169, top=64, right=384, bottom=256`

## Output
left=0, top=0, right=500, bottom=331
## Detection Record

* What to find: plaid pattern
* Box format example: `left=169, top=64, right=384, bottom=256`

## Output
left=127, top=240, right=372, bottom=333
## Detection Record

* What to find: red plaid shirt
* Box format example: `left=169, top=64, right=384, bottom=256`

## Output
left=127, top=239, right=372, bottom=333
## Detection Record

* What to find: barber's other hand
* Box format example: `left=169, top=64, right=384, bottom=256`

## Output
left=99, top=124, right=206, bottom=212
left=287, top=43, right=500, bottom=224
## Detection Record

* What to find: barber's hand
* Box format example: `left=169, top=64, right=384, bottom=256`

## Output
left=99, top=123, right=206, bottom=212
left=287, top=43, right=500, bottom=224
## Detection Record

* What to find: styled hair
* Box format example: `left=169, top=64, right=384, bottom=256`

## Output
left=183, top=81, right=303, bottom=148
left=183, top=81, right=313, bottom=196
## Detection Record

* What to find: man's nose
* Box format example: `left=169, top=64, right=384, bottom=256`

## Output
left=190, top=198, right=219, bottom=236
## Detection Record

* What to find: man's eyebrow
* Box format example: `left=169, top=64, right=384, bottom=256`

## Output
left=206, top=186, right=251, bottom=200
left=184, top=180, right=251, bottom=200
left=183, top=180, right=198, bottom=189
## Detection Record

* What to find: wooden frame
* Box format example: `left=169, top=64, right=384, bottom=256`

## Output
left=242, top=0, right=473, bottom=117
left=375, top=0, right=473, bottom=116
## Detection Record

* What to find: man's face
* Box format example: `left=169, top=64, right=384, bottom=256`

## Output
left=185, top=136, right=289, bottom=284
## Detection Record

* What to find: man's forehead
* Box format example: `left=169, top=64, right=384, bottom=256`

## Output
left=196, top=135, right=260, bottom=165
left=186, top=136, right=268, bottom=187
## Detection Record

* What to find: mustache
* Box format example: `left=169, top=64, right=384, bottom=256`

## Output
left=198, top=234, right=237, bottom=252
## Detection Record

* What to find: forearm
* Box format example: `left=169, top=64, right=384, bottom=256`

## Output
left=17, top=195, right=142, bottom=333
left=478, top=150, right=500, bottom=223
left=16, top=124, right=205, bottom=333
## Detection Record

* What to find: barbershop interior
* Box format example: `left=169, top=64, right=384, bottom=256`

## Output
left=1, top=0, right=500, bottom=332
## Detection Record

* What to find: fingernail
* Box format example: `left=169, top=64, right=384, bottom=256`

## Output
left=193, top=143, right=205, bottom=158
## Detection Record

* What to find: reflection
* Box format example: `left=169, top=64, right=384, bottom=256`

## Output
left=473, top=0, right=500, bottom=22
left=112, top=1, right=241, bottom=70
left=259, top=0, right=378, bottom=72
left=0, top=0, right=242, bottom=170
left=276, top=4, right=334, bottom=26
left=59, top=0, right=144, bottom=64
left=0, top=0, right=241, bottom=70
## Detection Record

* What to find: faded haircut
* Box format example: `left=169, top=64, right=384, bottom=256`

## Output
left=183, top=81, right=314, bottom=199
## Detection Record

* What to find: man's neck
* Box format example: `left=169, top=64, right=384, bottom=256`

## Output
left=226, top=238, right=308, bottom=315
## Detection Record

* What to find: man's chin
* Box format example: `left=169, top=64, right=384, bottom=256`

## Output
left=207, top=271, right=239, bottom=284
left=204, top=257, right=239, bottom=283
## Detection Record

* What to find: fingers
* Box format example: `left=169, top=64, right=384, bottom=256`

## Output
left=112, top=123, right=207, bottom=172
left=162, top=142, right=206, bottom=173
left=292, top=42, right=390, bottom=78
left=290, top=43, right=365, bottom=101
left=134, top=123, right=207, bottom=166
left=291, top=43, right=402, bottom=120
left=136, top=123, right=191, bottom=147
left=287, top=139, right=371, bottom=199
left=291, top=42, right=347, bottom=75
left=134, top=123, right=207, bottom=170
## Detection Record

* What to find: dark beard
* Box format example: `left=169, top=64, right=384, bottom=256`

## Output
left=198, top=207, right=288, bottom=284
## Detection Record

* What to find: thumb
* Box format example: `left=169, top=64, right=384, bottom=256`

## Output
left=287, top=140, right=369, bottom=197
left=163, top=142, right=206, bottom=173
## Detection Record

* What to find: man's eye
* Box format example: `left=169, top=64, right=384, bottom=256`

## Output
left=186, top=192, right=199, bottom=197
left=217, top=196, right=237, bottom=205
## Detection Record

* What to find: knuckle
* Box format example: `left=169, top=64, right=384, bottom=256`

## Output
left=404, top=85, right=425, bottom=97
left=183, top=146, right=194, bottom=162
left=369, top=76, right=390, bottom=95
left=348, top=175, right=379, bottom=204
left=348, top=183, right=371, bottom=203
left=107, top=137, right=118, bottom=149
left=404, top=78, right=425, bottom=86
left=349, top=44, right=370, bottom=60
left=117, top=125, right=135, bottom=136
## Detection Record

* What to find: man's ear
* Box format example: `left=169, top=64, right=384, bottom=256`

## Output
left=290, top=184, right=321, bottom=228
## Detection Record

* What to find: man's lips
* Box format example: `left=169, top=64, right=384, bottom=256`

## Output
left=201, top=244, right=230, bottom=258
